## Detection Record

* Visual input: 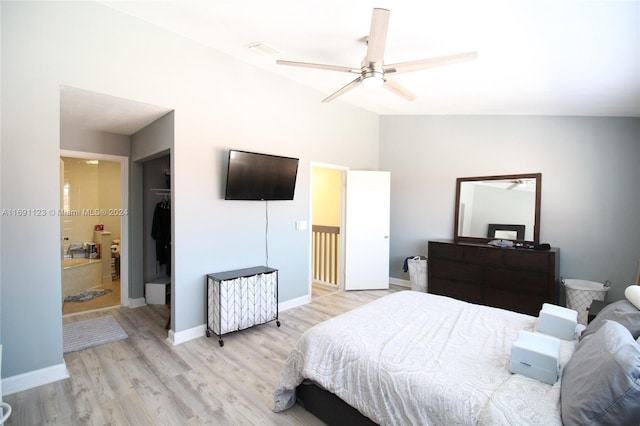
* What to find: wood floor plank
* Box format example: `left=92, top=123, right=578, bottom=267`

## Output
left=4, top=284, right=402, bottom=425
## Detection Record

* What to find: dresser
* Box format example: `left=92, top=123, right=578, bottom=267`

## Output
left=428, top=240, right=559, bottom=316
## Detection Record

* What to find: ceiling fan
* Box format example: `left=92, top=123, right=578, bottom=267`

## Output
left=506, top=180, right=524, bottom=190
left=276, top=8, right=477, bottom=102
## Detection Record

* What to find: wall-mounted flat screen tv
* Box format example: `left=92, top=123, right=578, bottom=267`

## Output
left=224, top=150, right=299, bottom=200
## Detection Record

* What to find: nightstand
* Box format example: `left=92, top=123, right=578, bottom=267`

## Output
left=587, top=300, right=609, bottom=323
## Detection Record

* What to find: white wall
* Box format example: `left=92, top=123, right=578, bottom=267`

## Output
left=0, top=1, right=378, bottom=386
left=380, top=115, right=640, bottom=302
left=60, top=127, right=130, bottom=157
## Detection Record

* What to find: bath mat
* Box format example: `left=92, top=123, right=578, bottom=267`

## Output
left=64, top=288, right=112, bottom=303
left=63, top=315, right=128, bottom=354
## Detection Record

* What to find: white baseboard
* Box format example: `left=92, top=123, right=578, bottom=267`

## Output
left=279, top=294, right=311, bottom=312
left=167, top=324, right=206, bottom=346
left=2, top=363, right=69, bottom=396
left=166, top=294, right=311, bottom=346
left=389, top=277, right=411, bottom=288
left=128, top=297, right=146, bottom=308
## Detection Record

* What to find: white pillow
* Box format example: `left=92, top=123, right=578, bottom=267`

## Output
left=625, top=285, right=640, bottom=310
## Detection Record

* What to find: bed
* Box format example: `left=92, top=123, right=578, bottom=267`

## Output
left=274, top=290, right=640, bottom=425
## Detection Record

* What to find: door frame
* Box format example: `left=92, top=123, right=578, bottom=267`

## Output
left=60, top=149, right=129, bottom=308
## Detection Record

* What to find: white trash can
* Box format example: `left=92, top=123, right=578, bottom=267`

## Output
left=562, top=278, right=610, bottom=325
left=408, top=256, right=428, bottom=292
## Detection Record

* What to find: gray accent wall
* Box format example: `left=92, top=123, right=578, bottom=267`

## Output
left=0, top=1, right=377, bottom=383
left=380, top=115, right=640, bottom=302
left=130, top=112, right=174, bottom=302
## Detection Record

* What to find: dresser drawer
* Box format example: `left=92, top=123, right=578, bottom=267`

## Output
left=463, top=245, right=502, bottom=265
left=502, top=250, right=549, bottom=272
left=485, top=267, right=549, bottom=296
left=429, top=241, right=464, bottom=261
left=484, top=287, right=545, bottom=316
left=429, top=277, right=482, bottom=304
left=429, top=259, right=481, bottom=283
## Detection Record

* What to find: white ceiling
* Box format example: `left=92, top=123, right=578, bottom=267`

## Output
left=98, top=0, right=639, bottom=117
left=61, top=86, right=172, bottom=135
left=63, top=1, right=640, bottom=135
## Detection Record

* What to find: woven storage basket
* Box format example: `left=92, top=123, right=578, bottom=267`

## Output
left=562, top=278, right=610, bottom=325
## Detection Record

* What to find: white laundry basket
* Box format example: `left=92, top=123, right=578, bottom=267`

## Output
left=407, top=256, right=428, bottom=292
left=562, top=278, right=610, bottom=325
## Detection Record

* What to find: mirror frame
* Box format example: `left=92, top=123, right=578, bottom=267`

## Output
left=454, top=173, right=542, bottom=244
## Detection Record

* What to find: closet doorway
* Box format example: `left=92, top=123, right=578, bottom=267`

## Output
left=142, top=154, right=172, bottom=326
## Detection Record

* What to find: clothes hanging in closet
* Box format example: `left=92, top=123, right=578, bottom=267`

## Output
left=151, top=199, right=171, bottom=275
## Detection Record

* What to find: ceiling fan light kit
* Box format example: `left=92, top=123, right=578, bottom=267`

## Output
left=361, top=70, right=384, bottom=90
left=277, top=8, right=477, bottom=103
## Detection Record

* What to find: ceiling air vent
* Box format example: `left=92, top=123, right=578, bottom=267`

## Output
left=246, top=42, right=280, bottom=56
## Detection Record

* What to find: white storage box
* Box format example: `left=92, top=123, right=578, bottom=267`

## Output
left=510, top=330, right=560, bottom=385
left=146, top=277, right=171, bottom=305
left=538, top=303, right=578, bottom=340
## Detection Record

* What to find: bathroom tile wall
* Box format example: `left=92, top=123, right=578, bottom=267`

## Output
left=61, top=157, right=121, bottom=255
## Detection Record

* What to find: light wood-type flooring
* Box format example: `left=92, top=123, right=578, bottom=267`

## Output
left=5, top=284, right=402, bottom=425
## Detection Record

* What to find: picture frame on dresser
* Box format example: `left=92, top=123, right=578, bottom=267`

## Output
left=487, top=224, right=525, bottom=240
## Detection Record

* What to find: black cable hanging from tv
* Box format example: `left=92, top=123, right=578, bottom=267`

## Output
left=265, top=200, right=269, bottom=267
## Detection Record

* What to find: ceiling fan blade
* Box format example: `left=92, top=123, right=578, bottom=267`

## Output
left=384, top=51, right=478, bottom=75
left=506, top=180, right=523, bottom=190
left=363, top=8, right=390, bottom=66
left=383, top=77, right=416, bottom=101
left=322, top=76, right=363, bottom=102
left=276, top=60, right=359, bottom=74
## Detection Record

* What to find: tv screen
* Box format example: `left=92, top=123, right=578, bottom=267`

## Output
left=225, top=150, right=299, bottom=200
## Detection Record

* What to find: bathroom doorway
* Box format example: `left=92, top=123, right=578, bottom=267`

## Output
left=60, top=151, right=129, bottom=316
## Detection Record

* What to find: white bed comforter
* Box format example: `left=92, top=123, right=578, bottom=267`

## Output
left=274, top=291, right=576, bottom=425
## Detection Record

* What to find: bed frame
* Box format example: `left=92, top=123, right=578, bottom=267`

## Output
left=296, top=381, right=375, bottom=426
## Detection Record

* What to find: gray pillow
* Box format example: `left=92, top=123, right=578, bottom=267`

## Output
left=581, top=300, right=640, bottom=341
left=561, top=320, right=640, bottom=425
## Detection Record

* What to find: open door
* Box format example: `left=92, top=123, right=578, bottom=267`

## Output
left=344, top=170, right=390, bottom=290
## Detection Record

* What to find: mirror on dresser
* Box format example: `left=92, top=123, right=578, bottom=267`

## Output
left=454, top=173, right=541, bottom=244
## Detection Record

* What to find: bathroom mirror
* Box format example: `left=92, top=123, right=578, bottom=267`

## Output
left=454, top=173, right=541, bottom=244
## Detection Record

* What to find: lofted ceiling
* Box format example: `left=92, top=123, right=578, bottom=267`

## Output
left=97, top=0, right=639, bottom=117
left=60, top=86, right=172, bottom=135
left=64, top=0, right=639, bottom=133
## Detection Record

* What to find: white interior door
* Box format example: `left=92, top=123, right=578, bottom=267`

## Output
left=344, top=170, right=390, bottom=290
